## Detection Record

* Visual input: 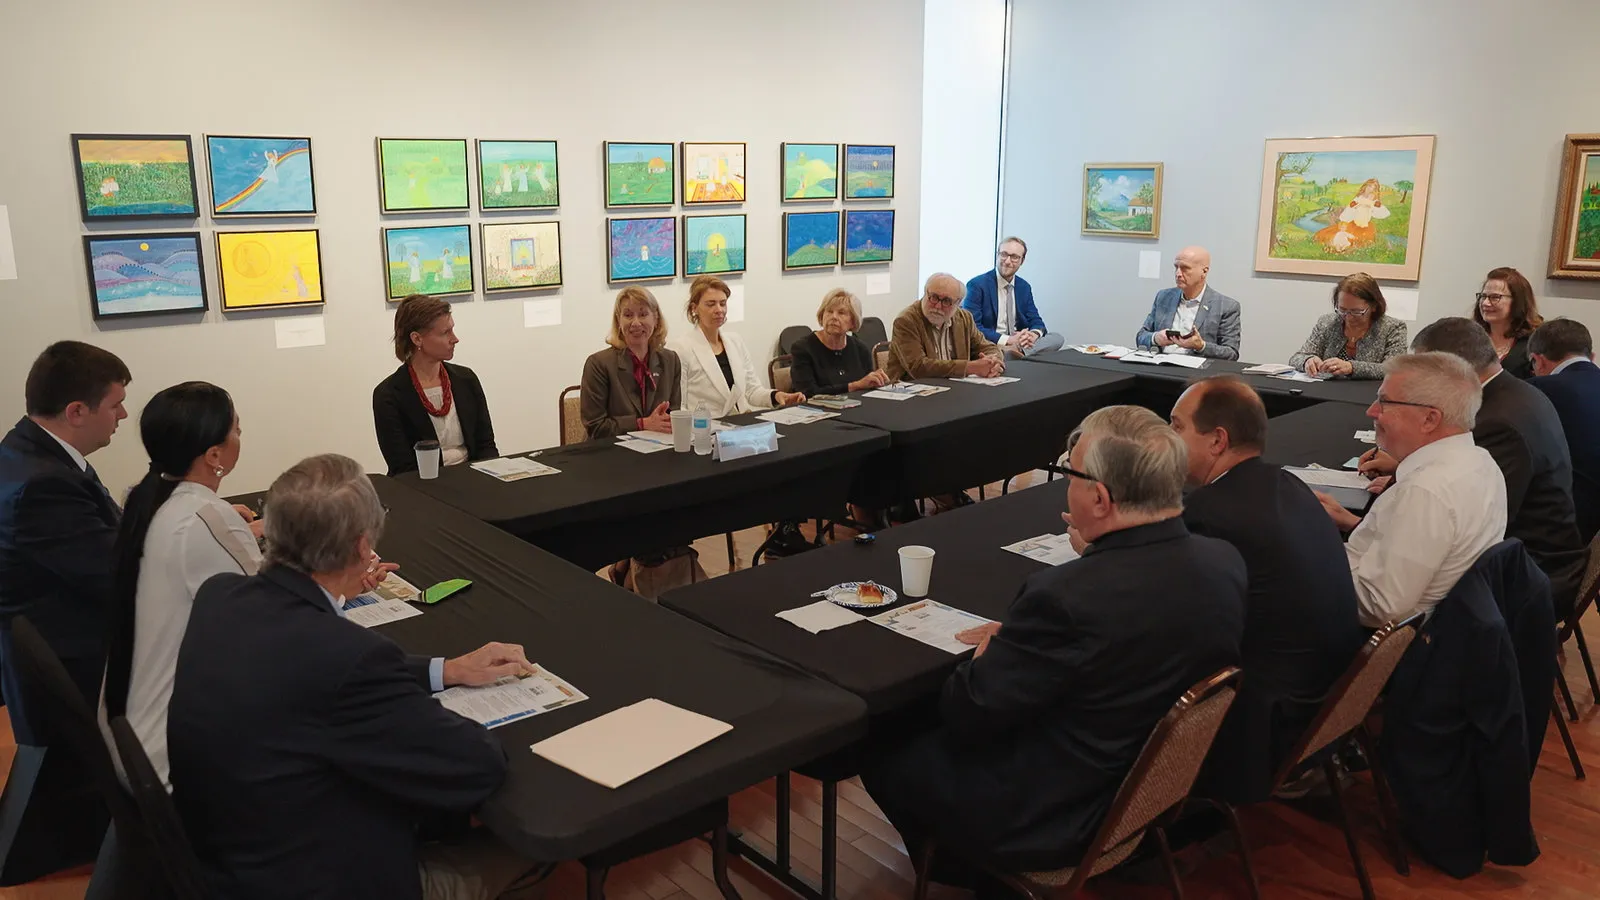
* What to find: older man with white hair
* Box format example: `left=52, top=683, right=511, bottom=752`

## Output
left=886, top=272, right=1004, bottom=380
left=1134, top=246, right=1242, bottom=359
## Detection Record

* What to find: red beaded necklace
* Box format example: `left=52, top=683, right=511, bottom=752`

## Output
left=409, top=362, right=453, bottom=418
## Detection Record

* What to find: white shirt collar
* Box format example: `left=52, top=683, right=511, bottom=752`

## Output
left=1482, top=369, right=1503, bottom=388
left=1552, top=356, right=1588, bottom=375
left=38, top=424, right=88, bottom=472
left=1395, top=432, right=1476, bottom=481
left=318, top=584, right=346, bottom=617
left=1179, top=286, right=1206, bottom=306
left=997, top=270, right=1015, bottom=290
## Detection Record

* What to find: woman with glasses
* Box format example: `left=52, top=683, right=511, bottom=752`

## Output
left=1288, top=272, right=1408, bottom=379
left=1472, top=266, right=1543, bottom=379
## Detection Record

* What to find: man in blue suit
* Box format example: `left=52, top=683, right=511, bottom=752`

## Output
left=1134, top=246, right=1242, bottom=360
left=962, top=237, right=1065, bottom=359
left=1529, top=318, right=1600, bottom=544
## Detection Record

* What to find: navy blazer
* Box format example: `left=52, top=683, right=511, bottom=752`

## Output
left=1134, top=286, right=1242, bottom=360
left=962, top=269, right=1048, bottom=341
left=169, top=566, right=507, bottom=900
left=1530, top=359, right=1600, bottom=544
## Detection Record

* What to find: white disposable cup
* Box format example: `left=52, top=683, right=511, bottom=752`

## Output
left=414, top=441, right=441, bottom=480
left=898, top=545, right=936, bottom=598
left=669, top=409, right=693, bottom=452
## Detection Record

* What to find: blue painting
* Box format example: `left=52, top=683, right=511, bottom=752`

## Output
left=844, top=145, right=895, bottom=199
left=784, top=211, right=840, bottom=270
left=608, top=216, right=677, bottom=283
left=207, top=135, right=316, bottom=216
left=844, top=209, right=894, bottom=265
left=83, top=233, right=208, bottom=320
left=684, top=214, right=746, bottom=275
left=383, top=224, right=474, bottom=299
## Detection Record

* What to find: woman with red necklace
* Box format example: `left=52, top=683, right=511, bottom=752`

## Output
left=373, top=294, right=499, bottom=476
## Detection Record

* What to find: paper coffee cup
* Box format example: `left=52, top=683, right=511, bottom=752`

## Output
left=669, top=409, right=693, bottom=452
left=415, top=440, right=441, bottom=479
left=898, top=545, right=936, bottom=597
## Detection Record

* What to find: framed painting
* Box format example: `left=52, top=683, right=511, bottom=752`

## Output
left=1549, top=134, right=1600, bottom=279
left=843, top=209, right=894, bottom=266
left=843, top=144, right=895, bottom=199
left=376, top=138, right=470, bottom=213
left=1254, top=135, right=1435, bottom=281
left=215, top=229, right=324, bottom=311
left=71, top=134, right=199, bottom=221
left=481, top=221, right=562, bottom=292
left=783, top=210, right=840, bottom=271
left=681, top=142, right=746, bottom=205
left=1082, top=163, right=1162, bottom=238
left=607, top=216, right=677, bottom=283
left=683, top=214, right=747, bottom=276
left=782, top=143, right=839, bottom=202
left=82, top=232, right=207, bottom=320
left=383, top=224, right=474, bottom=299
left=477, top=140, right=559, bottom=210
left=604, top=142, right=675, bottom=207
left=206, top=135, right=317, bottom=217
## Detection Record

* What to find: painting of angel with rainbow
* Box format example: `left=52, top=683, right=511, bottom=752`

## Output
left=206, top=135, right=317, bottom=216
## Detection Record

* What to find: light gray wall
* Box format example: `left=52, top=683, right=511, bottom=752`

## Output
left=0, top=0, right=924, bottom=497
left=1002, top=0, right=1600, bottom=361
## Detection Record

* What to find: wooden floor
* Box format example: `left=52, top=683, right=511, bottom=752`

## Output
left=7, top=472, right=1600, bottom=900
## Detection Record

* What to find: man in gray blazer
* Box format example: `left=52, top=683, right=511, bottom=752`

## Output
left=1134, top=246, right=1242, bottom=360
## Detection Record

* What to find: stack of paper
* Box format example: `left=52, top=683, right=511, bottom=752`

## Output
left=1242, top=363, right=1295, bottom=375
left=1271, top=371, right=1326, bottom=383
left=434, top=665, right=587, bottom=729
left=530, top=698, right=733, bottom=788
left=869, top=601, right=995, bottom=655
left=472, top=456, right=563, bottom=481
left=757, top=406, right=839, bottom=426
left=866, top=382, right=950, bottom=399
left=1121, top=351, right=1208, bottom=369
left=616, top=431, right=673, bottom=454
left=1354, top=430, right=1376, bottom=444
left=775, top=600, right=866, bottom=633
left=1283, top=466, right=1372, bottom=491
left=950, top=375, right=1021, bottom=386
left=1001, top=533, right=1081, bottom=565
left=342, top=574, right=425, bottom=628
left=808, top=395, right=861, bottom=410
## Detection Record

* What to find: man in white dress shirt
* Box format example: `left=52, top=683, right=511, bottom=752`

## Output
left=1316, top=352, right=1506, bottom=627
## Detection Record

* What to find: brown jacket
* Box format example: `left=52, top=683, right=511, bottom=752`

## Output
left=886, top=302, right=999, bottom=380
left=580, top=345, right=682, bottom=439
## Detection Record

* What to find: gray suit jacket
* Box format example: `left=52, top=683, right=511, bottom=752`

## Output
left=579, top=346, right=682, bottom=439
left=1134, top=287, right=1242, bottom=360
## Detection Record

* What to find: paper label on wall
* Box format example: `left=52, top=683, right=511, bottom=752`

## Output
left=726, top=284, right=745, bottom=323
left=274, top=316, right=326, bottom=349
left=523, top=297, right=561, bottom=328
left=0, top=206, right=16, bottom=280
left=866, top=273, right=892, bottom=295
left=1138, top=251, right=1161, bottom=280
left=1384, top=287, right=1419, bottom=321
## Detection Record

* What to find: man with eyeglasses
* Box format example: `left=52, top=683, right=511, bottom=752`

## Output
left=885, top=272, right=1004, bottom=381
left=1134, top=246, right=1242, bottom=359
left=961, top=237, right=1065, bottom=359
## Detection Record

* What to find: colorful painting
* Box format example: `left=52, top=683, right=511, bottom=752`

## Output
left=478, top=140, right=559, bottom=210
left=1255, top=135, right=1435, bottom=281
left=784, top=211, right=840, bottom=271
left=72, top=134, right=199, bottom=221
left=481, top=222, right=562, bottom=291
left=782, top=143, right=839, bottom=201
left=207, top=135, right=316, bottom=217
left=215, top=230, right=324, bottom=311
left=1548, top=135, right=1600, bottom=280
left=82, top=232, right=207, bottom=320
left=843, top=209, right=894, bottom=266
left=605, top=142, right=674, bottom=207
left=681, top=142, right=746, bottom=204
left=844, top=144, right=895, bottom=199
left=607, top=216, right=677, bottom=283
left=1082, top=163, right=1162, bottom=238
left=683, top=214, right=746, bottom=275
left=376, top=138, right=470, bottom=213
left=383, top=225, right=474, bottom=299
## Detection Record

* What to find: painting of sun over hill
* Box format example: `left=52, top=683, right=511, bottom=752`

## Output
left=606, top=142, right=674, bottom=207
left=783, top=143, right=838, bottom=201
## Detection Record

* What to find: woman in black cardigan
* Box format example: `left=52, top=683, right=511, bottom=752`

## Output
left=789, top=288, right=889, bottom=396
left=373, top=294, right=498, bottom=475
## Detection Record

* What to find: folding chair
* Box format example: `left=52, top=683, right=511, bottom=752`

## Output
left=557, top=384, right=585, bottom=446
left=107, top=717, right=208, bottom=900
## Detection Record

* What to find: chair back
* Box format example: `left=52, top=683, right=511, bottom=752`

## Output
left=109, top=717, right=208, bottom=900
left=769, top=355, right=794, bottom=394
left=871, top=341, right=890, bottom=373
left=857, top=316, right=888, bottom=349
left=558, top=385, right=584, bottom=446
left=776, top=325, right=813, bottom=358
left=1565, top=533, right=1600, bottom=635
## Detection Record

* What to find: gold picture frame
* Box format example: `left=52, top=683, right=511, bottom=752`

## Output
left=1548, top=133, right=1600, bottom=280
left=1081, top=163, right=1162, bottom=239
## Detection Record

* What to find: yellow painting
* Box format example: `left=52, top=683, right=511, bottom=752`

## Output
left=216, top=229, right=325, bottom=310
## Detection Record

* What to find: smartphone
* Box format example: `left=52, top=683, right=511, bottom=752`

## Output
left=853, top=533, right=876, bottom=545
left=1164, top=329, right=1184, bottom=339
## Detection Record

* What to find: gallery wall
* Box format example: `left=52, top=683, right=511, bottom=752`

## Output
left=0, top=0, right=925, bottom=497
left=1003, top=0, right=1600, bottom=363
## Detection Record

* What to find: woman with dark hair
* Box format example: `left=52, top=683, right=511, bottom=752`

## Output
left=373, top=294, right=498, bottom=476
left=1473, top=266, right=1543, bottom=379
left=1287, top=272, right=1409, bottom=379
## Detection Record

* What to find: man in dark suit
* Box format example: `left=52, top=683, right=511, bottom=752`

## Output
left=1134, top=246, right=1242, bottom=359
left=863, top=406, right=1244, bottom=875
left=961, top=236, right=1065, bottom=358
left=1171, top=376, right=1366, bottom=803
left=1529, top=319, right=1600, bottom=545
left=168, top=454, right=545, bottom=900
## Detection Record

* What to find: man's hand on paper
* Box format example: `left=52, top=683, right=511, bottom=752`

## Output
left=955, top=622, right=1002, bottom=657
left=444, top=642, right=537, bottom=687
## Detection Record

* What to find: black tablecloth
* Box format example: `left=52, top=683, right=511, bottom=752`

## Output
left=393, top=415, right=890, bottom=570
left=661, top=482, right=1070, bottom=715
left=1029, top=350, right=1382, bottom=409
left=1261, top=401, right=1375, bottom=468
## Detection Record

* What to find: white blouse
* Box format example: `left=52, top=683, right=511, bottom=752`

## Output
left=424, top=385, right=468, bottom=466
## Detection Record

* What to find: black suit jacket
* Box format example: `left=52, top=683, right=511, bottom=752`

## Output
left=168, top=566, right=507, bottom=900
left=1475, top=372, right=1586, bottom=619
left=1182, top=458, right=1368, bottom=803
left=1530, top=359, right=1600, bottom=544
left=372, top=363, right=499, bottom=476
left=1500, top=335, right=1534, bottom=380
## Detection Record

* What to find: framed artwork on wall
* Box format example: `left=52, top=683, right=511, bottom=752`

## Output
left=71, top=134, right=199, bottom=221
left=681, top=142, right=746, bottom=204
left=604, top=142, right=675, bottom=208
left=843, top=144, right=895, bottom=199
left=843, top=209, right=894, bottom=266
left=382, top=224, right=474, bottom=299
left=215, top=229, right=324, bottom=311
left=376, top=138, right=470, bottom=214
left=683, top=214, right=747, bottom=276
left=481, top=221, right=562, bottom=291
left=83, top=232, right=208, bottom=320
left=783, top=210, right=840, bottom=270
left=1082, top=163, right=1162, bottom=239
left=477, top=140, right=559, bottom=210
left=781, top=143, right=839, bottom=202
left=1548, top=133, right=1600, bottom=279
left=1254, top=134, right=1435, bottom=281
left=206, top=135, right=317, bottom=217
left=607, top=216, right=677, bottom=283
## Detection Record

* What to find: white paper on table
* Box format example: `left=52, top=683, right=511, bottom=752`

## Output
left=1138, top=250, right=1161, bottom=279
left=0, top=206, right=16, bottom=280
left=1354, top=430, right=1376, bottom=444
left=757, top=406, right=839, bottom=426
left=1271, top=371, right=1324, bottom=383
left=1001, top=533, right=1081, bottom=566
left=869, top=600, right=995, bottom=655
left=881, top=382, right=948, bottom=396
left=866, top=273, right=892, bottom=295
left=1385, top=288, right=1419, bottom=321
left=523, top=297, right=561, bottom=328
left=471, top=457, right=562, bottom=480
left=1242, top=363, right=1295, bottom=375
left=530, top=698, right=732, bottom=789
left=863, top=389, right=915, bottom=401
left=726, top=284, right=745, bottom=323
left=341, top=579, right=424, bottom=627
left=435, top=665, right=587, bottom=729
left=775, top=600, right=866, bottom=634
left=274, top=317, right=326, bottom=349
left=1122, top=351, right=1207, bottom=369
left=624, top=430, right=675, bottom=445
left=364, top=573, right=422, bottom=603
left=949, top=375, right=1020, bottom=386
left=1284, top=466, right=1372, bottom=491
left=617, top=438, right=670, bottom=454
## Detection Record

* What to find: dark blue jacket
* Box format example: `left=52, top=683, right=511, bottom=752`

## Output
left=962, top=269, right=1048, bottom=341
left=1530, top=358, right=1600, bottom=544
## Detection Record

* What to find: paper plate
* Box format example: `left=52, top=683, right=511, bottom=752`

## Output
left=821, top=581, right=898, bottom=609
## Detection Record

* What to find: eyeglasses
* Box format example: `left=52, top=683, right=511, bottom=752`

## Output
left=1335, top=307, right=1372, bottom=318
left=1062, top=432, right=1115, bottom=501
left=1476, top=292, right=1510, bottom=304
left=997, top=252, right=1024, bottom=262
left=925, top=293, right=959, bottom=308
left=1373, top=395, right=1437, bottom=411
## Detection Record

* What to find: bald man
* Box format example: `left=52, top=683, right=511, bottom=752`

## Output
left=886, top=273, right=1004, bottom=380
left=1134, top=246, right=1242, bottom=360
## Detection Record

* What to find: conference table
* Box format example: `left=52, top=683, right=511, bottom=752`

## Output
left=1029, top=348, right=1382, bottom=412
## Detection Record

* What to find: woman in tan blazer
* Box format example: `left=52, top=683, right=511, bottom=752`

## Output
left=580, top=287, right=682, bottom=439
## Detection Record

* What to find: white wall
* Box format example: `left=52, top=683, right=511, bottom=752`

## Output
left=1003, top=0, right=1600, bottom=359
left=0, top=0, right=924, bottom=497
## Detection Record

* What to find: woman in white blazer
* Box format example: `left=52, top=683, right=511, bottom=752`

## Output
left=675, top=275, right=805, bottom=416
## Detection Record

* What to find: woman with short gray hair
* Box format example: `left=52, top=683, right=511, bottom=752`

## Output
left=789, top=287, right=889, bottom=396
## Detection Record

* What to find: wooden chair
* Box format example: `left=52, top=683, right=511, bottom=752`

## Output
left=913, top=667, right=1244, bottom=900
left=871, top=341, right=890, bottom=374
left=558, top=384, right=585, bottom=446
left=768, top=354, right=794, bottom=394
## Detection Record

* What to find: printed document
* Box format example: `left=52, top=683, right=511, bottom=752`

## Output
left=869, top=600, right=995, bottom=655
left=435, top=665, right=587, bottom=729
